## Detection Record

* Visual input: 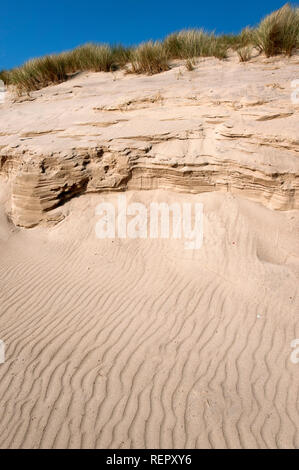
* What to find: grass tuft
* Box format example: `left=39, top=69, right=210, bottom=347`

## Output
left=8, top=56, right=68, bottom=95
left=237, top=46, right=253, bottom=62
left=163, top=30, right=228, bottom=59
left=130, top=41, right=170, bottom=74
left=254, top=4, right=299, bottom=56
left=185, top=58, right=196, bottom=71
left=65, top=43, right=115, bottom=72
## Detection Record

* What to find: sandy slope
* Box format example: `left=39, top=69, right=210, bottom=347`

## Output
left=0, top=184, right=298, bottom=449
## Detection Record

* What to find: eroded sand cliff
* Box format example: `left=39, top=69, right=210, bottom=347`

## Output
left=0, top=54, right=298, bottom=227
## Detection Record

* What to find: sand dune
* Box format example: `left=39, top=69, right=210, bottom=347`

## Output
left=0, top=187, right=298, bottom=449
left=0, top=54, right=298, bottom=228
left=0, top=53, right=298, bottom=449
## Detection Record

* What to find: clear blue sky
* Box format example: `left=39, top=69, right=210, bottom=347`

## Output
left=0, top=1, right=291, bottom=70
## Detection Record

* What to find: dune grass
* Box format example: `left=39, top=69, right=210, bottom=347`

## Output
left=64, top=44, right=115, bottom=72
left=254, top=4, right=299, bottom=56
left=163, top=30, right=229, bottom=59
left=185, top=58, right=197, bottom=71
left=7, top=56, right=68, bottom=95
left=237, top=46, right=253, bottom=62
left=4, top=44, right=126, bottom=95
left=130, top=41, right=170, bottom=74
left=1, top=4, right=298, bottom=95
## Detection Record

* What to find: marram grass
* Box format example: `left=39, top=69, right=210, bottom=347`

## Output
left=254, top=4, right=299, bottom=56
left=1, top=4, right=298, bottom=94
left=130, top=41, right=170, bottom=74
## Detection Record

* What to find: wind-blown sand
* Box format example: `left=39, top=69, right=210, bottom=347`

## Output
left=0, top=185, right=298, bottom=448
left=0, top=53, right=299, bottom=448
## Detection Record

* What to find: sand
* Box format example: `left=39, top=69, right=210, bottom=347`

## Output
left=0, top=185, right=298, bottom=448
left=0, top=52, right=298, bottom=449
left=0, top=53, right=298, bottom=227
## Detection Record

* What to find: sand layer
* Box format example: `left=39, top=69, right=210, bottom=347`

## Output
left=0, top=54, right=298, bottom=227
left=0, top=186, right=298, bottom=449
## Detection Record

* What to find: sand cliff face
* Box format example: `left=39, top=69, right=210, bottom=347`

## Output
left=0, top=54, right=298, bottom=227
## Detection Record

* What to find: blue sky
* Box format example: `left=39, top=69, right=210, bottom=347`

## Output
left=0, top=1, right=290, bottom=70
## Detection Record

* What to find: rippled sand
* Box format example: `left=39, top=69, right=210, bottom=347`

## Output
left=0, top=188, right=298, bottom=448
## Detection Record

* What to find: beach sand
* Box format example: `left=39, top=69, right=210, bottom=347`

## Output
left=0, top=185, right=298, bottom=448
